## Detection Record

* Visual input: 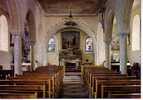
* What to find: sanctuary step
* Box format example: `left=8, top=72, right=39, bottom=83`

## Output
left=60, top=72, right=89, bottom=98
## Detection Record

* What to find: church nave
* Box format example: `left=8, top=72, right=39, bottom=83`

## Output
left=0, top=0, right=141, bottom=99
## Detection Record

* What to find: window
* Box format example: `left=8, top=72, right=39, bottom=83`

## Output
left=48, top=37, right=56, bottom=52
left=0, top=15, right=8, bottom=51
left=85, top=37, right=93, bottom=52
left=132, top=15, right=140, bottom=51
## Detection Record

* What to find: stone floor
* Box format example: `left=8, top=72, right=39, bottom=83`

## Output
left=59, top=72, right=89, bottom=98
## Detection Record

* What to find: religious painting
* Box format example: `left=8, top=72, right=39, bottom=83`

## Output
left=61, top=31, right=80, bottom=49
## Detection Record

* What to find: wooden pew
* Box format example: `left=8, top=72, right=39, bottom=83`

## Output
left=12, top=74, right=56, bottom=98
left=88, top=73, right=126, bottom=87
left=82, top=66, right=120, bottom=85
left=0, top=79, right=55, bottom=98
left=2, top=77, right=59, bottom=98
left=108, top=93, right=141, bottom=98
left=35, top=65, right=62, bottom=73
left=90, top=75, right=137, bottom=97
left=0, top=93, right=37, bottom=99
left=82, top=65, right=141, bottom=99
left=0, top=70, right=14, bottom=80
left=101, top=85, right=141, bottom=98
left=18, top=67, right=63, bottom=98
left=95, top=79, right=140, bottom=98
left=23, top=70, right=64, bottom=97
left=0, top=65, right=64, bottom=98
left=0, top=85, right=45, bottom=98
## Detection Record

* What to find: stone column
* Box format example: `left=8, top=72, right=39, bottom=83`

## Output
left=119, top=33, right=128, bottom=74
left=13, top=33, right=22, bottom=75
left=114, top=0, right=134, bottom=74
left=30, top=40, right=35, bottom=71
left=104, top=40, right=111, bottom=69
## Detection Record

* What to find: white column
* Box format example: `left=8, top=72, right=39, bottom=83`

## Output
left=119, top=33, right=127, bottom=74
left=14, top=33, right=22, bottom=75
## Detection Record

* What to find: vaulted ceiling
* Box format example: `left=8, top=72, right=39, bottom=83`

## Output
left=37, top=0, right=107, bottom=15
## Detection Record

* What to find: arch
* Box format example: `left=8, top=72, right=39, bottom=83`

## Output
left=111, top=17, right=119, bottom=50
left=114, top=0, right=134, bottom=34
left=6, top=0, right=22, bottom=33
left=46, top=20, right=97, bottom=54
left=111, top=17, right=120, bottom=62
left=0, top=15, right=9, bottom=51
left=132, top=15, right=140, bottom=51
left=104, top=7, right=114, bottom=42
left=46, top=19, right=96, bottom=40
left=46, top=21, right=97, bottom=65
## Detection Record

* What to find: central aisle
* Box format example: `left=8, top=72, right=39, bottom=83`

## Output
left=60, top=72, right=89, bottom=98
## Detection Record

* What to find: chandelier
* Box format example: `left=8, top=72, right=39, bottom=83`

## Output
left=64, top=4, right=77, bottom=26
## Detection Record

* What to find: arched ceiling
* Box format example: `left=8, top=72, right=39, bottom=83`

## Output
left=37, top=0, right=107, bottom=15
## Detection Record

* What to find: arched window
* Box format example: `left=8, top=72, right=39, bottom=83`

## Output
left=48, top=37, right=56, bottom=52
left=0, top=15, right=8, bottom=51
left=132, top=15, right=140, bottom=51
left=85, top=37, right=93, bottom=52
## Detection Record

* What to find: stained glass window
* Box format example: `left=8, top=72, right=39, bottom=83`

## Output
left=48, top=37, right=56, bottom=52
left=85, top=37, right=93, bottom=52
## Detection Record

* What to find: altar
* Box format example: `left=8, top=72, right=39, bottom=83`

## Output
left=59, top=48, right=81, bottom=72
left=60, top=58, right=80, bottom=72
